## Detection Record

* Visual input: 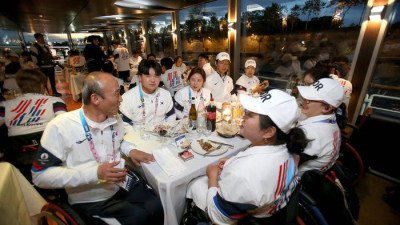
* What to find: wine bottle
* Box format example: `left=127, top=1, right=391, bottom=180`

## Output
left=189, top=97, right=197, bottom=129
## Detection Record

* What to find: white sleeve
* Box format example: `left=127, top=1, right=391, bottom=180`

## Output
left=32, top=121, right=99, bottom=189
left=174, top=91, right=185, bottom=119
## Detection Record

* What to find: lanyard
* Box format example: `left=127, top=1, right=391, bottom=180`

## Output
left=139, top=84, right=159, bottom=125
left=188, top=87, right=204, bottom=110
left=312, top=118, right=337, bottom=124
left=188, top=86, right=192, bottom=105
left=79, top=110, right=115, bottom=163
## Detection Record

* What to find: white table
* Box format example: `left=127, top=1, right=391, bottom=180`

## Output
left=68, top=71, right=86, bottom=102
left=125, top=132, right=250, bottom=225
left=0, top=162, right=46, bottom=225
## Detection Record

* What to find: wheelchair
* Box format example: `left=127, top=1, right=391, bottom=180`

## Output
left=296, top=169, right=359, bottom=225
left=36, top=189, right=120, bottom=225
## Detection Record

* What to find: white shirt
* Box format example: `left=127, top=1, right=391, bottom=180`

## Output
left=32, top=109, right=136, bottom=204
left=172, top=63, right=187, bottom=76
left=119, top=85, right=176, bottom=132
left=129, top=55, right=142, bottom=77
left=0, top=93, right=66, bottom=136
left=69, top=56, right=86, bottom=67
left=204, top=71, right=233, bottom=104
left=297, top=114, right=341, bottom=178
left=161, top=68, right=184, bottom=96
left=113, top=46, right=130, bottom=71
left=174, top=86, right=212, bottom=119
left=203, top=63, right=214, bottom=77
left=235, top=74, right=260, bottom=94
left=186, top=145, right=297, bottom=225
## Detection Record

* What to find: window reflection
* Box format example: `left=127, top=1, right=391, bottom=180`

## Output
left=180, top=0, right=228, bottom=67
left=239, top=0, right=366, bottom=90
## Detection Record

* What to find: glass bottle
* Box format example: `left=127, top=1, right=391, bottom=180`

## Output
left=189, top=97, right=197, bottom=129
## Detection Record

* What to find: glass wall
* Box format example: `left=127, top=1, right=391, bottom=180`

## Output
left=147, top=14, right=173, bottom=59
left=240, top=0, right=366, bottom=89
left=179, top=0, right=228, bottom=66
left=71, top=32, right=104, bottom=53
left=0, top=30, right=22, bottom=54
left=367, top=1, right=400, bottom=112
left=127, top=22, right=145, bottom=56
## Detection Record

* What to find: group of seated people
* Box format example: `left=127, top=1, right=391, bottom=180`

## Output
left=0, top=47, right=351, bottom=224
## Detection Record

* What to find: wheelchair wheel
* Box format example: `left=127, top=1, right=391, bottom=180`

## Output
left=38, top=202, right=86, bottom=225
left=337, top=142, right=365, bottom=186
left=298, top=201, right=327, bottom=225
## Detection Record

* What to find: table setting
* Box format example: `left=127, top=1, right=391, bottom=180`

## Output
left=123, top=105, right=249, bottom=225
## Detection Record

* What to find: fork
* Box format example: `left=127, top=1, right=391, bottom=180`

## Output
left=203, top=144, right=222, bottom=157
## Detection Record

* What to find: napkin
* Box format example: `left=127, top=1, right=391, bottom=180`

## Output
left=207, top=136, right=233, bottom=146
left=153, top=147, right=186, bottom=177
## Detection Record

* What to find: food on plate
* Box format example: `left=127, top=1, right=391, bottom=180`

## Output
left=196, top=139, right=214, bottom=152
left=181, top=140, right=191, bottom=149
left=216, top=121, right=239, bottom=136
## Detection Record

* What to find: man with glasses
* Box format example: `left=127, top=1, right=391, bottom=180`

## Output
left=119, top=59, right=176, bottom=132
left=204, top=52, right=234, bottom=108
left=296, top=78, right=347, bottom=178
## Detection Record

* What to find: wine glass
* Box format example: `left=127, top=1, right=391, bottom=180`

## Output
left=157, top=122, right=168, bottom=143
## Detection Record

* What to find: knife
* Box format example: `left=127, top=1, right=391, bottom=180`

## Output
left=208, top=140, right=235, bottom=148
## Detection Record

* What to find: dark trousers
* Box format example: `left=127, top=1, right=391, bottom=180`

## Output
left=41, top=67, right=57, bottom=94
left=118, top=70, right=130, bottom=82
left=73, top=183, right=164, bottom=225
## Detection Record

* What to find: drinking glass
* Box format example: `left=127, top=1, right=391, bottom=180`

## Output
left=140, top=124, right=151, bottom=141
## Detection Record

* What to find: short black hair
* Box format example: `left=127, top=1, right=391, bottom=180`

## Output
left=111, top=39, right=120, bottom=45
left=147, top=53, right=156, bottom=60
left=160, top=57, right=173, bottom=70
left=138, top=59, right=162, bottom=76
left=34, top=33, right=43, bottom=39
left=198, top=53, right=209, bottom=61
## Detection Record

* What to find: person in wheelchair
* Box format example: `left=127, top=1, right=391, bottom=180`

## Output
left=0, top=69, right=66, bottom=182
left=32, top=72, right=164, bottom=225
left=296, top=78, right=347, bottom=178
left=185, top=89, right=309, bottom=225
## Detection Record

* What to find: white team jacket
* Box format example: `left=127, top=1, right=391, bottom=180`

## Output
left=187, top=145, right=297, bottom=225
left=119, top=85, right=176, bottom=132
left=204, top=71, right=233, bottom=104
left=174, top=86, right=212, bottom=119
left=32, top=109, right=136, bottom=204
left=297, top=114, right=341, bottom=178
left=235, top=74, right=260, bottom=94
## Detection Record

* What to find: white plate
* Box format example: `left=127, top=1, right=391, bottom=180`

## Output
left=191, top=138, right=228, bottom=156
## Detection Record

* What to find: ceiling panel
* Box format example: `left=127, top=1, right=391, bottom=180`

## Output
left=0, top=0, right=216, bottom=34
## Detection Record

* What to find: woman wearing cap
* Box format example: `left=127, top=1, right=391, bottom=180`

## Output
left=296, top=78, right=347, bottom=178
left=186, top=89, right=309, bottom=225
left=204, top=52, right=234, bottom=109
left=174, top=67, right=211, bottom=119
left=235, top=59, right=268, bottom=95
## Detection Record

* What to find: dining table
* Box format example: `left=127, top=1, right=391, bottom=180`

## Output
left=124, top=130, right=251, bottom=225
left=65, top=68, right=87, bottom=102
left=0, top=162, right=46, bottom=225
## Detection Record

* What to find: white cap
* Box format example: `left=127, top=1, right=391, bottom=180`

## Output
left=240, top=89, right=299, bottom=134
left=289, top=43, right=307, bottom=53
left=281, top=53, right=296, bottom=63
left=297, top=78, right=345, bottom=108
left=216, top=52, right=230, bottom=62
left=245, top=59, right=256, bottom=68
